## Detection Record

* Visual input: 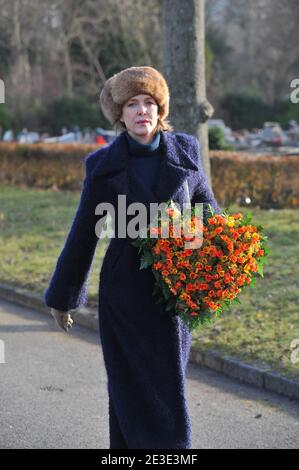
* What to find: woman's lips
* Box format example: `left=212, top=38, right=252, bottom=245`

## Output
left=137, top=121, right=149, bottom=124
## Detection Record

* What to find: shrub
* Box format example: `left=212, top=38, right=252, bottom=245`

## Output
left=220, top=93, right=274, bottom=130
left=210, top=150, right=299, bottom=209
left=0, top=144, right=298, bottom=209
left=0, top=106, right=15, bottom=133
left=40, top=97, right=103, bottom=134
left=209, top=126, right=233, bottom=150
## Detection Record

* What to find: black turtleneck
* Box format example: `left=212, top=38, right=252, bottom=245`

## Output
left=125, top=131, right=162, bottom=192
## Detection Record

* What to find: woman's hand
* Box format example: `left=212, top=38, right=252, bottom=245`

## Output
left=51, top=308, right=73, bottom=333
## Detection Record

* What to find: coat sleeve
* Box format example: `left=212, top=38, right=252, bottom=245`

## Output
left=44, top=156, right=102, bottom=312
left=190, top=136, right=222, bottom=223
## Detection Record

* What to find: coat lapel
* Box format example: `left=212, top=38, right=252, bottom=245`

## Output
left=91, top=131, right=198, bottom=206
left=154, top=131, right=198, bottom=204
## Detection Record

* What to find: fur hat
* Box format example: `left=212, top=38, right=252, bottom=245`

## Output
left=99, top=66, right=170, bottom=125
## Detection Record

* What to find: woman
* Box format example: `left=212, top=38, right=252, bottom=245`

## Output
left=45, top=66, right=221, bottom=449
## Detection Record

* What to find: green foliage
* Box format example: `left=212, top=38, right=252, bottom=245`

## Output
left=220, top=93, right=274, bottom=129
left=273, top=96, right=299, bottom=128
left=0, top=106, right=15, bottom=132
left=208, top=126, right=233, bottom=150
left=139, top=251, right=154, bottom=270
left=222, top=91, right=299, bottom=131
left=40, top=97, right=102, bottom=134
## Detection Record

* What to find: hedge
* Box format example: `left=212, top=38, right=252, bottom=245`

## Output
left=0, top=143, right=298, bottom=208
left=0, top=143, right=100, bottom=190
left=210, top=150, right=299, bottom=209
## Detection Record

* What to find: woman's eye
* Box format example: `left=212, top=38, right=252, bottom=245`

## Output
left=128, top=102, right=154, bottom=107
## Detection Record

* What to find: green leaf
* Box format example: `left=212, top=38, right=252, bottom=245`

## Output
left=242, top=211, right=253, bottom=225
left=248, top=276, right=256, bottom=287
left=206, top=204, right=215, bottom=217
left=140, top=252, right=154, bottom=269
left=231, top=297, right=242, bottom=305
left=162, top=287, right=171, bottom=300
left=257, top=263, right=264, bottom=277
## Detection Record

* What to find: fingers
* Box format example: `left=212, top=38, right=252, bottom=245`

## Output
left=61, top=313, right=73, bottom=333
left=62, top=314, right=73, bottom=332
left=51, top=309, right=73, bottom=333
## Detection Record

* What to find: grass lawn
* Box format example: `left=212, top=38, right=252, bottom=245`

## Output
left=0, top=184, right=108, bottom=309
left=0, top=184, right=298, bottom=381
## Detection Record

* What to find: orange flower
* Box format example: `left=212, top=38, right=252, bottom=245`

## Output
left=165, top=208, right=175, bottom=216
left=195, top=262, right=204, bottom=270
left=215, top=214, right=226, bottom=225
left=186, top=283, right=195, bottom=292
left=153, top=262, right=163, bottom=270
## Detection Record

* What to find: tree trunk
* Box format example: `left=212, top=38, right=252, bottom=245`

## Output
left=64, top=43, right=73, bottom=98
left=162, top=0, right=214, bottom=183
left=12, top=0, right=32, bottom=101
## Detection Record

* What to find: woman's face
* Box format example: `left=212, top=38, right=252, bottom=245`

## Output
left=120, top=94, right=160, bottom=142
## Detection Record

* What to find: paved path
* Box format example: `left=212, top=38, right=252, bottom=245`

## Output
left=0, top=299, right=298, bottom=449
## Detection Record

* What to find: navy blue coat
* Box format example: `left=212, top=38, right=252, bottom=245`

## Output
left=45, top=130, right=221, bottom=449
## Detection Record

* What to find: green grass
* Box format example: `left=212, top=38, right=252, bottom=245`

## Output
left=0, top=184, right=108, bottom=308
left=0, top=184, right=298, bottom=380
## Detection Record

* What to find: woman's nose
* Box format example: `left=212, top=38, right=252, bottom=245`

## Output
left=138, top=104, right=147, bottom=114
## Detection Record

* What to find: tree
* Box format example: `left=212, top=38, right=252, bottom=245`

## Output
left=162, top=0, right=214, bottom=183
left=218, top=0, right=299, bottom=104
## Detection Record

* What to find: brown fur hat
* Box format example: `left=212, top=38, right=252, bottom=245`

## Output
left=99, top=66, right=170, bottom=125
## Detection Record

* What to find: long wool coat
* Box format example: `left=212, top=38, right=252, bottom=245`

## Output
left=45, top=130, right=221, bottom=449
